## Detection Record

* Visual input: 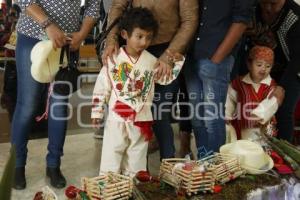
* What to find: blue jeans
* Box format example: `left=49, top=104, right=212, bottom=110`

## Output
left=11, top=33, right=69, bottom=168
left=184, top=56, right=234, bottom=155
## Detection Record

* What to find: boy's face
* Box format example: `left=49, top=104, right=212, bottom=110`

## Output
left=248, top=59, right=272, bottom=83
left=121, top=27, right=154, bottom=57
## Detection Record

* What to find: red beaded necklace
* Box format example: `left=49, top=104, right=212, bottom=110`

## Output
left=123, top=46, right=142, bottom=64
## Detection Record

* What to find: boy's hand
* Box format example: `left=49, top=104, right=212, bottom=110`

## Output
left=250, top=114, right=264, bottom=125
left=269, top=86, right=285, bottom=106
left=92, top=118, right=103, bottom=129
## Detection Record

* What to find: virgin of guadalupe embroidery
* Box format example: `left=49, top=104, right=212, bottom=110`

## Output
left=111, top=62, right=154, bottom=105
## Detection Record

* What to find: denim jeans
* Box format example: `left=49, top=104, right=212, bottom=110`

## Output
left=11, top=33, right=69, bottom=168
left=184, top=56, right=234, bottom=155
left=276, top=65, right=300, bottom=142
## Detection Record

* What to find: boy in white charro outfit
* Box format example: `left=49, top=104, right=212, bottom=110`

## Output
left=91, top=7, right=184, bottom=176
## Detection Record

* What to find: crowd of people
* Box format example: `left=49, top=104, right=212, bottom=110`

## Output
left=94, top=0, right=300, bottom=186
left=2, top=0, right=300, bottom=191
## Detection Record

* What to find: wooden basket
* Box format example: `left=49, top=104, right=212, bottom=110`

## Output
left=81, top=172, right=134, bottom=200
left=159, top=158, right=215, bottom=196
left=197, top=153, right=245, bottom=184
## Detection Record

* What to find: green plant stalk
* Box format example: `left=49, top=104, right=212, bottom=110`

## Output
left=0, top=146, right=16, bottom=200
left=281, top=140, right=300, bottom=155
left=269, top=137, right=300, bottom=164
left=266, top=140, right=300, bottom=179
left=266, top=140, right=299, bottom=170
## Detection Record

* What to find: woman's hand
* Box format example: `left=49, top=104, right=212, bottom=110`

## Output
left=45, top=24, right=68, bottom=49
left=155, top=49, right=181, bottom=82
left=166, top=49, right=184, bottom=62
left=68, top=32, right=85, bottom=51
left=154, top=59, right=173, bottom=82
left=101, top=43, right=119, bottom=66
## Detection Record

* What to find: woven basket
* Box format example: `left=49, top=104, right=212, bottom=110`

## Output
left=159, top=158, right=215, bottom=196
left=197, top=153, right=245, bottom=184
left=81, top=172, right=134, bottom=200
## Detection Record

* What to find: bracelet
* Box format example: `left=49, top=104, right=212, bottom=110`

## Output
left=40, top=18, right=52, bottom=30
left=166, top=56, right=175, bottom=67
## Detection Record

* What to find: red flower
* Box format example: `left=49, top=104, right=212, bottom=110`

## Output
left=116, top=83, right=123, bottom=90
left=135, top=80, right=143, bottom=90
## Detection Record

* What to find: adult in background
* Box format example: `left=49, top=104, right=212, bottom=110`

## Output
left=258, top=0, right=300, bottom=142
left=102, top=0, right=199, bottom=159
left=12, top=0, right=99, bottom=189
left=184, top=0, right=255, bottom=154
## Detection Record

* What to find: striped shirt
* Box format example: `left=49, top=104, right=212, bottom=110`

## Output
left=16, top=0, right=100, bottom=40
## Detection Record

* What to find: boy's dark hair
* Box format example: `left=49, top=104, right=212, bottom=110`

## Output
left=118, top=7, right=159, bottom=37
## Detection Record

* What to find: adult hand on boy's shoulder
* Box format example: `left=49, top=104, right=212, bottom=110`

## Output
left=269, top=86, right=285, bottom=106
left=102, top=43, right=119, bottom=66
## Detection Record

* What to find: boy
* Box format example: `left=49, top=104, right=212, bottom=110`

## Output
left=225, top=46, right=278, bottom=141
left=91, top=7, right=184, bottom=176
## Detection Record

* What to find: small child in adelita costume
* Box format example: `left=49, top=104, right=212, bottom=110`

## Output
left=91, top=7, right=184, bottom=177
left=225, top=45, right=279, bottom=142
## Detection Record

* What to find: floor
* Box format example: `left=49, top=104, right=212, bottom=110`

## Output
left=0, top=125, right=192, bottom=199
left=0, top=74, right=196, bottom=199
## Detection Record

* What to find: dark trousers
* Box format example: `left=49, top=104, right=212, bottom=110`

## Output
left=276, top=66, right=300, bottom=142
left=178, top=72, right=192, bottom=133
left=148, top=43, right=178, bottom=159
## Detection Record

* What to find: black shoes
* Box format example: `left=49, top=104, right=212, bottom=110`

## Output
left=46, top=167, right=66, bottom=189
left=13, top=167, right=66, bottom=189
left=13, top=167, right=26, bottom=190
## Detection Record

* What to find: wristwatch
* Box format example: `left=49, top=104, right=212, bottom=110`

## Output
left=40, top=18, right=52, bottom=30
